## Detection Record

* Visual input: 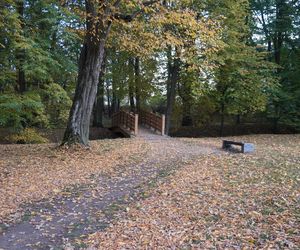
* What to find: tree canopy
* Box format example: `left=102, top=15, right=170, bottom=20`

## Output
left=0, top=0, right=299, bottom=144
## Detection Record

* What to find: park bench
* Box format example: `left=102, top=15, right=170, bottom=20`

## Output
left=222, top=140, right=255, bottom=153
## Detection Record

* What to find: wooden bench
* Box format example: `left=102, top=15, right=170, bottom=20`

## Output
left=222, top=140, right=255, bottom=153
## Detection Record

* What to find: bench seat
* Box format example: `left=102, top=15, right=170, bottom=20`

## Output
left=222, top=140, right=255, bottom=153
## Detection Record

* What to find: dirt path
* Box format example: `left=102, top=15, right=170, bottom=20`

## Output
left=0, top=129, right=220, bottom=249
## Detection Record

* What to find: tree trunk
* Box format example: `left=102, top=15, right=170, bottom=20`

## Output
left=165, top=47, right=180, bottom=135
left=220, top=102, right=225, bottom=137
left=178, top=79, right=193, bottom=127
left=128, top=58, right=135, bottom=112
left=16, top=0, right=26, bottom=94
left=106, top=82, right=112, bottom=117
left=62, top=41, right=106, bottom=145
left=112, top=86, right=118, bottom=114
left=236, top=114, right=241, bottom=125
left=62, top=1, right=112, bottom=146
left=93, top=52, right=106, bottom=127
left=271, top=1, right=284, bottom=133
left=135, top=57, right=141, bottom=113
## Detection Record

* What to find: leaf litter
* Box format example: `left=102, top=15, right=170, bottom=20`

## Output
left=87, top=135, right=300, bottom=249
left=0, top=139, right=148, bottom=224
left=0, top=134, right=299, bottom=249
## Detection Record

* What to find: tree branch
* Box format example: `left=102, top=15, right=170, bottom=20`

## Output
left=114, top=0, right=159, bottom=22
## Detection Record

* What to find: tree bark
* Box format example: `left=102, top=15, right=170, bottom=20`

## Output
left=178, top=80, right=193, bottom=127
left=93, top=52, right=106, bottom=127
left=106, top=82, right=112, bottom=117
left=16, top=0, right=26, bottom=94
left=112, top=83, right=118, bottom=114
left=220, top=102, right=225, bottom=137
left=165, top=47, right=180, bottom=135
left=128, top=58, right=135, bottom=112
left=62, top=1, right=112, bottom=146
left=236, top=114, right=241, bottom=125
left=271, top=1, right=284, bottom=133
left=134, top=57, right=141, bottom=113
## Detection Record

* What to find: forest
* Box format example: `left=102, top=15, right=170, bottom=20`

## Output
left=0, top=0, right=299, bottom=144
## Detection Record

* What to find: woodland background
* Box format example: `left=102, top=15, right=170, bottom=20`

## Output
left=0, top=0, right=299, bottom=144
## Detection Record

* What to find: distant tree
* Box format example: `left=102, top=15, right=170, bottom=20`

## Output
left=250, top=0, right=300, bottom=131
left=209, top=0, right=277, bottom=136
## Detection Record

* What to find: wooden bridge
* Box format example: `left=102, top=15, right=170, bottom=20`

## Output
left=111, top=110, right=165, bottom=137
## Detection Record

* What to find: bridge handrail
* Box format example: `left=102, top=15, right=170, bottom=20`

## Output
left=112, top=110, right=138, bottom=135
left=140, top=110, right=165, bottom=135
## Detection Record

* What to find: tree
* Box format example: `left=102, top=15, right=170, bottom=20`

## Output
left=208, top=0, right=277, bottom=136
left=62, top=0, right=222, bottom=144
left=62, top=1, right=162, bottom=145
left=250, top=0, right=300, bottom=131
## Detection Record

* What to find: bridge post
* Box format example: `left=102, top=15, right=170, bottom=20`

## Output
left=134, top=114, right=139, bottom=135
left=161, top=115, right=165, bottom=136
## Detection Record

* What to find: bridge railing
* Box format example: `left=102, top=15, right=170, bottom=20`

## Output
left=140, top=110, right=165, bottom=135
left=112, top=110, right=139, bottom=135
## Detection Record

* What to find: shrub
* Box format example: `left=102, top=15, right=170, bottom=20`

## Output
left=0, top=92, right=49, bottom=131
left=41, top=83, right=72, bottom=128
left=8, top=128, right=49, bottom=144
left=191, top=96, right=216, bottom=126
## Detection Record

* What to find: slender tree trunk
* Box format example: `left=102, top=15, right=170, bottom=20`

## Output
left=93, top=52, right=106, bottom=127
left=178, top=80, right=193, bottom=127
left=272, top=1, right=284, bottom=133
left=62, top=1, right=112, bottom=146
left=236, top=114, right=241, bottom=125
left=165, top=47, right=180, bottom=135
left=134, top=57, right=141, bottom=113
left=16, top=0, right=26, bottom=93
left=106, top=82, right=112, bottom=117
left=128, top=58, right=135, bottom=112
left=220, top=102, right=225, bottom=137
left=112, top=84, right=118, bottom=113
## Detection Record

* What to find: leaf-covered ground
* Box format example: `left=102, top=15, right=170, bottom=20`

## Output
left=87, top=135, right=300, bottom=249
left=0, top=134, right=299, bottom=249
left=0, top=130, right=218, bottom=249
left=0, top=139, right=148, bottom=223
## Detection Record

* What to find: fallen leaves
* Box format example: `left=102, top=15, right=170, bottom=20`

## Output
left=1, top=134, right=299, bottom=249
left=0, top=139, right=148, bottom=223
left=87, top=134, right=300, bottom=249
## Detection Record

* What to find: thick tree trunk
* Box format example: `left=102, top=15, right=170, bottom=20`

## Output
left=62, top=40, right=106, bottom=145
left=62, top=0, right=112, bottom=145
